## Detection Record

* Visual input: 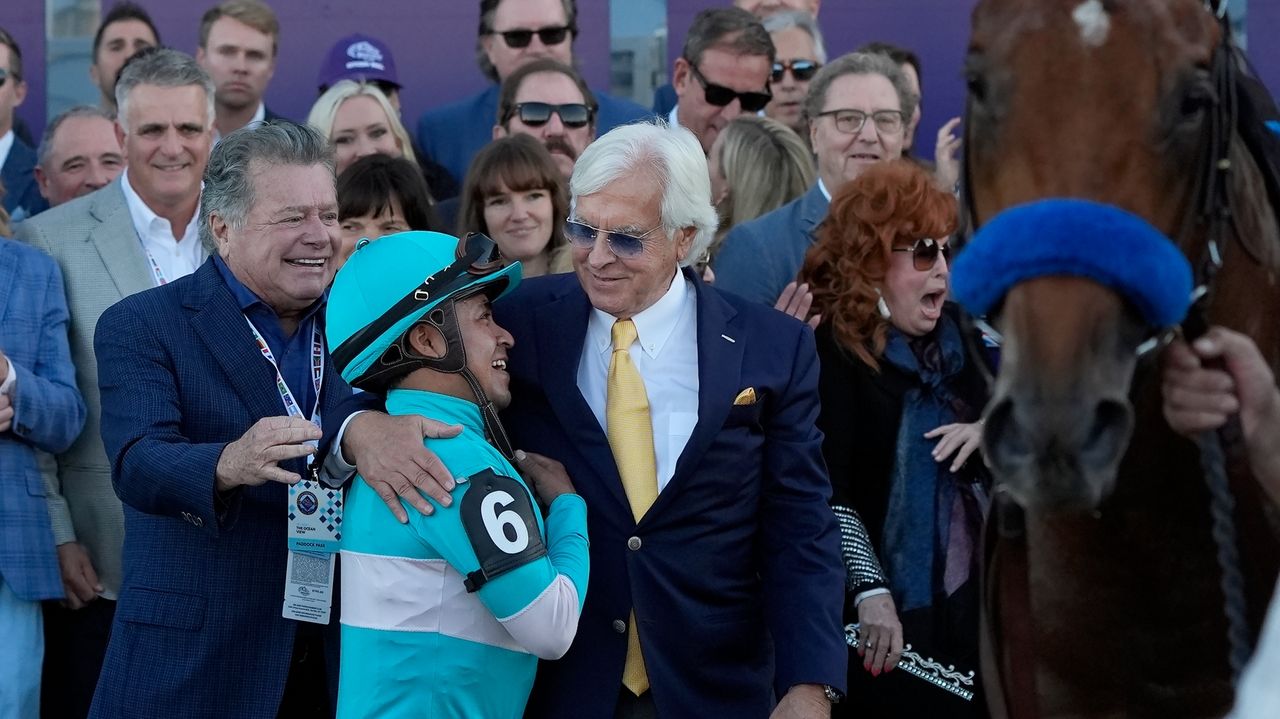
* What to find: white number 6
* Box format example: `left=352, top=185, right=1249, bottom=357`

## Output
left=480, top=490, right=529, bottom=554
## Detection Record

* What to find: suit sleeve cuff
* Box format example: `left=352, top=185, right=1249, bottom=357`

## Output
left=0, top=357, right=15, bottom=396
left=316, top=410, right=364, bottom=488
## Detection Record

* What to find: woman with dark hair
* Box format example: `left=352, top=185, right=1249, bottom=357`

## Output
left=457, top=135, right=569, bottom=277
left=336, top=154, right=440, bottom=266
left=800, top=160, right=990, bottom=717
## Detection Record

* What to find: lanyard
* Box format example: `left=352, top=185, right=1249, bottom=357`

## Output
left=145, top=248, right=169, bottom=286
left=243, top=316, right=324, bottom=432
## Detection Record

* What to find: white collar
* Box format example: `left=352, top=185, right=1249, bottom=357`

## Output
left=818, top=177, right=832, bottom=202
left=0, top=130, right=14, bottom=171
left=668, top=104, right=680, bottom=128
left=120, top=168, right=200, bottom=241
left=213, top=103, right=267, bottom=143
left=588, top=269, right=689, bottom=359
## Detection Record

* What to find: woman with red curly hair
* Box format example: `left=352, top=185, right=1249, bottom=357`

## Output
left=800, top=160, right=991, bottom=717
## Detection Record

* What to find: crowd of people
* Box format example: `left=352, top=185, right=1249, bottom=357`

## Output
left=1, top=1, right=1278, bottom=718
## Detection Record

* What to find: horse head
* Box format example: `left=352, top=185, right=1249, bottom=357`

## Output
left=964, top=0, right=1280, bottom=511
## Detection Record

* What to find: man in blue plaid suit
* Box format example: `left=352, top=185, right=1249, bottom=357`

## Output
left=0, top=233, right=86, bottom=718
left=89, top=122, right=352, bottom=718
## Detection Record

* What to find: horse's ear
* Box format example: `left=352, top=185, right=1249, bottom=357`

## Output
left=1229, top=56, right=1280, bottom=271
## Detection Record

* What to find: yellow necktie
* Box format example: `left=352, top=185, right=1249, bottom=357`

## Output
left=606, top=319, right=657, bottom=696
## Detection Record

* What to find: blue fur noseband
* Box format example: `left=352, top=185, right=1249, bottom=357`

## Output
left=951, top=199, right=1194, bottom=328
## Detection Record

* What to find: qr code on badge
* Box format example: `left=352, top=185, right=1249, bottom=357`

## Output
left=290, top=552, right=331, bottom=586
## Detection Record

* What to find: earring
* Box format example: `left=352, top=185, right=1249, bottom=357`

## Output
left=875, top=289, right=891, bottom=319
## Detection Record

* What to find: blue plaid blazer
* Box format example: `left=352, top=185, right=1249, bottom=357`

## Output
left=89, top=260, right=351, bottom=718
left=0, top=237, right=85, bottom=601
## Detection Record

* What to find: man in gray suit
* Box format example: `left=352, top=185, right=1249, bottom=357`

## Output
left=712, top=52, right=915, bottom=306
left=15, top=48, right=214, bottom=718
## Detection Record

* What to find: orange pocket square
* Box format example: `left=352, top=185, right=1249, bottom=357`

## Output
left=733, top=388, right=757, bottom=406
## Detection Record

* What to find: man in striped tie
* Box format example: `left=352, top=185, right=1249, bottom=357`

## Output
left=330, top=120, right=846, bottom=718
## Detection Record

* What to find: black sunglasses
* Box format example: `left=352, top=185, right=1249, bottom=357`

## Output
left=688, top=64, right=772, bottom=113
left=489, top=25, right=574, bottom=49
left=331, top=233, right=505, bottom=371
left=509, top=102, right=594, bottom=129
left=891, top=237, right=952, bottom=271
left=564, top=219, right=661, bottom=259
left=771, top=59, right=820, bottom=83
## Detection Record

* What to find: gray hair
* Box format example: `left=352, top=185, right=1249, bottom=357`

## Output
left=37, top=105, right=116, bottom=167
left=115, top=48, right=215, bottom=132
left=570, top=121, right=719, bottom=267
left=762, top=10, right=827, bottom=65
left=682, top=7, right=775, bottom=66
left=198, top=121, right=335, bottom=249
left=803, top=52, right=918, bottom=127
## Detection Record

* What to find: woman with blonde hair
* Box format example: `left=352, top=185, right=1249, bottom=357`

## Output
left=800, top=159, right=991, bottom=717
left=707, top=115, right=815, bottom=257
left=307, top=81, right=456, bottom=199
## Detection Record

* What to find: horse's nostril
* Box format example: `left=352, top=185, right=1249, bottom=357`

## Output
left=983, top=397, right=1030, bottom=472
left=1080, top=398, right=1134, bottom=473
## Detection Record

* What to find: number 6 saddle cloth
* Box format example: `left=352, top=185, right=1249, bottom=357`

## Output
left=336, top=389, right=590, bottom=719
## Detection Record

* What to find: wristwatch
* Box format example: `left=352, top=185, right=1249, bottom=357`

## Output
left=823, top=685, right=843, bottom=704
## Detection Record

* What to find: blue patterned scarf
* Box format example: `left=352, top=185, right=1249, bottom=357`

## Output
left=879, top=314, right=986, bottom=612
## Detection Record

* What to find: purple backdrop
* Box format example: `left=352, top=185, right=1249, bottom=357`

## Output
left=5, top=1, right=1279, bottom=154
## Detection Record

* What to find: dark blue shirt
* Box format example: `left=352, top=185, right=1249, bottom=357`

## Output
left=214, top=255, right=325, bottom=421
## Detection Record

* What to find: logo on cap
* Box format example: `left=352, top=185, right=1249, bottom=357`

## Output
left=346, top=41, right=386, bottom=72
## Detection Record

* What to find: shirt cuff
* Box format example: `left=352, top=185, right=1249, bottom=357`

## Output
left=0, top=356, right=15, bottom=397
left=317, top=410, right=364, bottom=488
left=853, top=587, right=892, bottom=608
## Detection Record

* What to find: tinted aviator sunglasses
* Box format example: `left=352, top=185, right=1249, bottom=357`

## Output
left=564, top=219, right=661, bottom=258
left=771, top=59, right=821, bottom=83
left=688, top=64, right=772, bottom=112
left=489, top=25, right=574, bottom=48
left=509, top=102, right=594, bottom=129
left=891, top=237, right=952, bottom=271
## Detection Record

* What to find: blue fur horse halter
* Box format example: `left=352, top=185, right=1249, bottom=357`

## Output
left=950, top=198, right=1194, bottom=331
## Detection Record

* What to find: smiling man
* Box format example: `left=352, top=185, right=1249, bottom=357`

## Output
left=196, top=0, right=284, bottom=138
left=713, top=52, right=917, bottom=307
left=35, top=106, right=126, bottom=207
left=89, top=121, right=355, bottom=717
left=14, top=48, right=215, bottom=717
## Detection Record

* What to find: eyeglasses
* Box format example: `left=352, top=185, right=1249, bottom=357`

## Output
left=891, top=237, right=952, bottom=271
left=687, top=64, right=772, bottom=113
left=564, top=219, right=663, bottom=259
left=771, top=59, right=820, bottom=83
left=509, top=102, right=594, bottom=129
left=816, top=109, right=905, bottom=135
left=330, top=232, right=504, bottom=370
left=488, top=25, right=574, bottom=49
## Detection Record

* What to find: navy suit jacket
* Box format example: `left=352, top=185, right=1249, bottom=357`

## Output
left=415, top=84, right=652, bottom=194
left=501, top=270, right=846, bottom=718
left=0, top=237, right=84, bottom=601
left=89, top=261, right=351, bottom=718
left=2, top=137, right=49, bottom=223
left=712, top=183, right=830, bottom=307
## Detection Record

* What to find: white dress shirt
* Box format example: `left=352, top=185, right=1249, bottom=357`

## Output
left=213, top=103, right=266, bottom=145
left=120, top=169, right=206, bottom=285
left=576, top=271, right=699, bottom=493
left=0, top=129, right=14, bottom=173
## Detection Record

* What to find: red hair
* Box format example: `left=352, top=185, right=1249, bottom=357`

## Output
left=799, top=161, right=958, bottom=370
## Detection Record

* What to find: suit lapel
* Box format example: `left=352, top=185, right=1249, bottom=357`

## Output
left=87, top=183, right=154, bottom=299
left=185, top=263, right=286, bottom=422
left=533, top=287, right=633, bottom=517
left=647, top=273, right=743, bottom=520
left=800, top=183, right=831, bottom=235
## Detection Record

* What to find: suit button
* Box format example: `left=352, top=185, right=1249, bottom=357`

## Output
left=613, top=619, right=627, bottom=634
left=627, top=536, right=641, bottom=551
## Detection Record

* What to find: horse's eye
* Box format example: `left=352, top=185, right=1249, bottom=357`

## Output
left=1179, top=70, right=1217, bottom=119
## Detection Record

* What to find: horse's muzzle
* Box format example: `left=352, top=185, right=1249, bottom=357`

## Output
left=983, top=393, right=1134, bottom=511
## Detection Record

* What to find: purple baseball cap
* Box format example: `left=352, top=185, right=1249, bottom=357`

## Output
left=318, top=33, right=400, bottom=91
